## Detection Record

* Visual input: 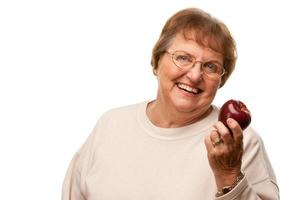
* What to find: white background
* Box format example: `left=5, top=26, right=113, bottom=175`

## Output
left=0, top=0, right=299, bottom=199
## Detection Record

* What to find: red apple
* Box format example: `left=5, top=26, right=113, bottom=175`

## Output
left=218, top=99, right=251, bottom=130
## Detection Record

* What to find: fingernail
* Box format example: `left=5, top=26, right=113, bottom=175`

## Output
left=227, top=118, right=232, bottom=124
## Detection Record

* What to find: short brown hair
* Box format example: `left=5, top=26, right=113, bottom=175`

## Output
left=151, top=8, right=237, bottom=87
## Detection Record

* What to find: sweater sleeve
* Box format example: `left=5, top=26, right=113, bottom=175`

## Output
left=215, top=128, right=279, bottom=200
left=62, top=151, right=85, bottom=200
left=61, top=115, right=106, bottom=200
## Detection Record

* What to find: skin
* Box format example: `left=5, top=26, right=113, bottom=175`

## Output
left=147, top=33, right=222, bottom=127
left=147, top=32, right=243, bottom=191
left=204, top=119, right=243, bottom=190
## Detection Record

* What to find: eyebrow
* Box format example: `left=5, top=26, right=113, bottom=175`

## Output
left=179, top=50, right=223, bottom=65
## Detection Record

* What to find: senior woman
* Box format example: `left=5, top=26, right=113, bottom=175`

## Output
left=62, top=8, right=279, bottom=199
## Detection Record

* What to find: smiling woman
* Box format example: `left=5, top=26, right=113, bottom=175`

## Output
left=149, top=33, right=223, bottom=127
left=62, top=8, right=279, bottom=200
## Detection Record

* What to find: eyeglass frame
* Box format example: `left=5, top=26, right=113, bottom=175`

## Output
left=165, top=50, right=226, bottom=79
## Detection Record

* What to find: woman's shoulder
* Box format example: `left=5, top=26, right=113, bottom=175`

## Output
left=94, top=100, right=148, bottom=125
left=102, top=100, right=147, bottom=117
left=242, top=127, right=272, bottom=165
left=243, top=127, right=264, bottom=148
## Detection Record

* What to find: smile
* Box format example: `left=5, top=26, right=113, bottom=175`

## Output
left=176, top=83, right=202, bottom=95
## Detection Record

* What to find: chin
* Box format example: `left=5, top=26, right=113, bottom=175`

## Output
left=171, top=98, right=200, bottom=113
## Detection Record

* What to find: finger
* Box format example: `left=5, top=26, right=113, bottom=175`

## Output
left=210, top=130, right=223, bottom=147
left=226, top=118, right=243, bottom=145
left=214, top=121, right=233, bottom=145
left=204, top=134, right=214, bottom=153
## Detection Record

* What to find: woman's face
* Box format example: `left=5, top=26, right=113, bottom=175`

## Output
left=156, top=33, right=223, bottom=115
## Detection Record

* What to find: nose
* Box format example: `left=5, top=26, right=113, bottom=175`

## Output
left=186, top=61, right=203, bottom=82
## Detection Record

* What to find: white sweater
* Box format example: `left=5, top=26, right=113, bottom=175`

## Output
left=62, top=101, right=279, bottom=200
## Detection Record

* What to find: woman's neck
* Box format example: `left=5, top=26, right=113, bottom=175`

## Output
left=146, top=99, right=212, bottom=128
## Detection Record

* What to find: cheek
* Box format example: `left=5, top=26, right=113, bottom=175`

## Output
left=204, top=78, right=221, bottom=95
left=157, top=60, right=182, bottom=82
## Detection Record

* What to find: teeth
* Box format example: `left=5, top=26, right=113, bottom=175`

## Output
left=177, top=83, right=199, bottom=94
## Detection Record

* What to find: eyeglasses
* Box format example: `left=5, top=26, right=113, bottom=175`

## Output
left=166, top=50, right=226, bottom=79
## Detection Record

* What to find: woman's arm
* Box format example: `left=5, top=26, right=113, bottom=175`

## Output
left=205, top=119, right=279, bottom=199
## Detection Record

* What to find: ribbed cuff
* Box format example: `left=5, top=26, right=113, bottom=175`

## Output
left=215, top=175, right=248, bottom=200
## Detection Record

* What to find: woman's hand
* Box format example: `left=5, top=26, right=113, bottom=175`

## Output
left=204, top=118, right=244, bottom=190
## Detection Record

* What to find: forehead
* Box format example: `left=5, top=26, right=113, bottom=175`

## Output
left=168, top=33, right=223, bottom=61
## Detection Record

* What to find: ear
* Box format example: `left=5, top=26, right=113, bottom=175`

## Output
left=218, top=80, right=223, bottom=89
left=153, top=68, right=157, bottom=76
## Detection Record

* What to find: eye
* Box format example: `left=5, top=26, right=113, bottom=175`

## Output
left=174, top=53, right=193, bottom=66
left=203, top=62, right=221, bottom=74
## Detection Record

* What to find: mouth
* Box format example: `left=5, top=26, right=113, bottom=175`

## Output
left=176, top=83, right=202, bottom=95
